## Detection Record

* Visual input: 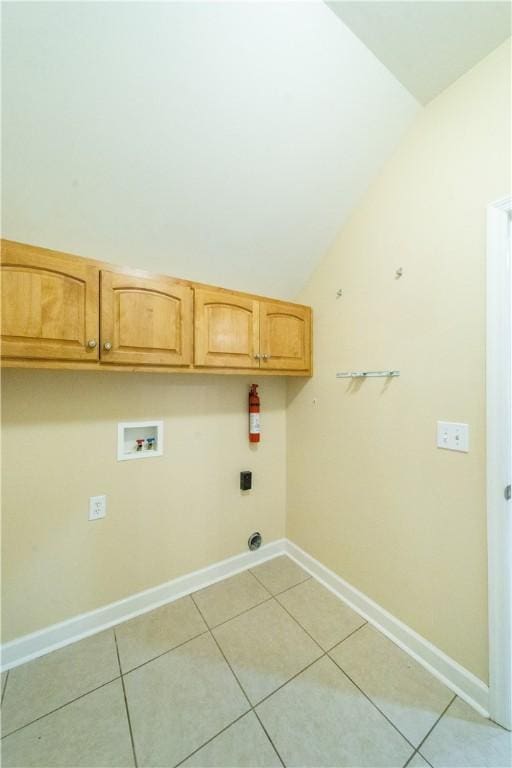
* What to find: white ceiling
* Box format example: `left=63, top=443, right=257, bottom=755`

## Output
left=326, top=1, right=511, bottom=105
left=1, top=1, right=418, bottom=298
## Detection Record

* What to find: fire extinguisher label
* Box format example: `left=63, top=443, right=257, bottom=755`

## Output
left=250, top=413, right=260, bottom=433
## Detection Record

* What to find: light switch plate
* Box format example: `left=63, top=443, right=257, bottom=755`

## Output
left=437, top=421, right=469, bottom=453
left=89, top=495, right=106, bottom=520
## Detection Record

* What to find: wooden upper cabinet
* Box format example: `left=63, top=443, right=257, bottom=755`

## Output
left=195, top=288, right=260, bottom=368
left=1, top=240, right=312, bottom=375
left=260, top=301, right=311, bottom=371
left=100, top=270, right=193, bottom=366
left=1, top=240, right=99, bottom=361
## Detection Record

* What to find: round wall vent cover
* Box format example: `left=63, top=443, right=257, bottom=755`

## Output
left=248, top=532, right=262, bottom=551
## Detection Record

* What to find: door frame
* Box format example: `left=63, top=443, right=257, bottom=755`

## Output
left=487, top=194, right=511, bottom=729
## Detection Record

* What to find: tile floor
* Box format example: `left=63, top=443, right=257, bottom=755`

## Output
left=1, top=555, right=511, bottom=767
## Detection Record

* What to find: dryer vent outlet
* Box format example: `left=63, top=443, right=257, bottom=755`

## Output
left=248, top=532, right=262, bottom=551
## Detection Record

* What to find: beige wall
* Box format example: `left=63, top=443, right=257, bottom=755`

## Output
left=287, top=40, right=511, bottom=683
left=1, top=371, right=286, bottom=641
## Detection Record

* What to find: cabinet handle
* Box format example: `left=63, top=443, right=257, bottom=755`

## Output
left=254, top=353, right=260, bottom=360
left=87, top=339, right=97, bottom=349
left=103, top=341, right=112, bottom=351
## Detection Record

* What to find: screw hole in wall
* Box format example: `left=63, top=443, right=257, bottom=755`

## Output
left=248, top=532, right=262, bottom=551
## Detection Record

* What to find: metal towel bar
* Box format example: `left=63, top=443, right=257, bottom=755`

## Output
left=336, top=370, right=400, bottom=379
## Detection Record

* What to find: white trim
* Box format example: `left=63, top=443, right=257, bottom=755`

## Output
left=1, top=538, right=491, bottom=721
left=486, top=194, right=512, bottom=729
left=285, top=540, right=490, bottom=717
left=0, top=538, right=286, bottom=671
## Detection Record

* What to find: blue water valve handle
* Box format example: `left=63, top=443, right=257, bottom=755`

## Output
left=146, top=437, right=156, bottom=450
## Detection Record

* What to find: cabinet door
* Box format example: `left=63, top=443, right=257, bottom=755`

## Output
left=1, top=240, right=99, bottom=361
left=100, top=270, right=192, bottom=366
left=195, top=288, right=260, bottom=368
left=260, top=301, right=311, bottom=371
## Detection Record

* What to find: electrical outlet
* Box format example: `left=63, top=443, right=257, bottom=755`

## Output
left=437, top=422, right=469, bottom=453
left=89, top=495, right=106, bottom=520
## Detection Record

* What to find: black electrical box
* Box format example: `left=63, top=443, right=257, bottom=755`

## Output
left=240, top=471, right=252, bottom=491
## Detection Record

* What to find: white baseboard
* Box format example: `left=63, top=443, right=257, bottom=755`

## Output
left=0, top=538, right=286, bottom=671
left=285, top=540, right=490, bottom=717
left=1, top=536, right=490, bottom=721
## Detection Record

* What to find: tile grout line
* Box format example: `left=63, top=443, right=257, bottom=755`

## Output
left=190, top=591, right=287, bottom=768
left=209, top=596, right=274, bottom=631
left=324, top=620, right=368, bottom=652
left=251, top=710, right=286, bottom=768
left=411, top=694, right=457, bottom=758
left=0, top=674, right=122, bottom=741
left=402, top=747, right=434, bottom=768
left=251, top=567, right=368, bottom=656
left=252, top=651, right=328, bottom=709
left=418, top=752, right=435, bottom=768
left=403, top=749, right=434, bottom=768
left=114, top=628, right=139, bottom=768
left=327, top=652, right=418, bottom=753
left=0, top=578, right=306, bottom=747
left=121, top=629, right=210, bottom=676
left=270, top=596, right=325, bottom=652
left=184, top=567, right=413, bottom=765
left=1, top=670, right=10, bottom=705
left=402, top=750, right=417, bottom=768
left=1, top=565, right=455, bottom=767
left=250, top=567, right=452, bottom=759
left=173, top=710, right=252, bottom=768
left=251, top=569, right=368, bottom=661
left=248, top=568, right=312, bottom=598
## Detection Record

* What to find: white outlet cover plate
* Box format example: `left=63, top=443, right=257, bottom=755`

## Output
left=89, top=495, right=107, bottom=521
left=437, top=421, right=469, bottom=453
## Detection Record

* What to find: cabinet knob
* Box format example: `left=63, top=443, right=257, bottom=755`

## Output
left=103, top=341, right=112, bottom=351
left=254, top=353, right=260, bottom=360
left=262, top=353, right=268, bottom=361
left=87, top=339, right=97, bottom=349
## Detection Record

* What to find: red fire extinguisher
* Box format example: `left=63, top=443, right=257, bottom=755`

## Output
left=249, top=384, right=260, bottom=443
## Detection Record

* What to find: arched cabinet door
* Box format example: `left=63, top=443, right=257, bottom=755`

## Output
left=194, top=288, right=260, bottom=368
left=100, top=270, right=192, bottom=366
left=260, top=301, right=311, bottom=371
left=1, top=241, right=99, bottom=361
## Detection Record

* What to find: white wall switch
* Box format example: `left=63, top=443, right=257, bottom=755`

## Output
left=437, top=422, right=469, bottom=453
left=89, top=495, right=106, bottom=520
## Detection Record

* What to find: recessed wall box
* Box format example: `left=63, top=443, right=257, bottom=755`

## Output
left=240, top=471, right=252, bottom=491
left=117, top=421, right=164, bottom=461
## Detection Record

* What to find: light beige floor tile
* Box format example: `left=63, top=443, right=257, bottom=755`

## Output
left=330, top=624, right=453, bottom=746
left=257, top=655, right=413, bottom=767
left=251, top=556, right=309, bottom=595
left=181, top=712, right=281, bottom=767
left=124, top=632, right=249, bottom=767
left=116, top=595, right=207, bottom=672
left=1, top=630, right=119, bottom=735
left=277, top=577, right=366, bottom=650
left=1, top=680, right=134, bottom=767
left=193, top=570, right=270, bottom=627
left=407, top=753, right=431, bottom=767
left=420, top=697, right=512, bottom=767
left=213, top=599, right=322, bottom=705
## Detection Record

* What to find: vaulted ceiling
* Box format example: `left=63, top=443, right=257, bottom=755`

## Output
left=2, top=2, right=509, bottom=298
left=327, top=1, right=511, bottom=105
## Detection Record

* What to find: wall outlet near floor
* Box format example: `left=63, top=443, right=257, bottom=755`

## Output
left=437, top=421, right=469, bottom=453
left=89, top=495, right=107, bottom=521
